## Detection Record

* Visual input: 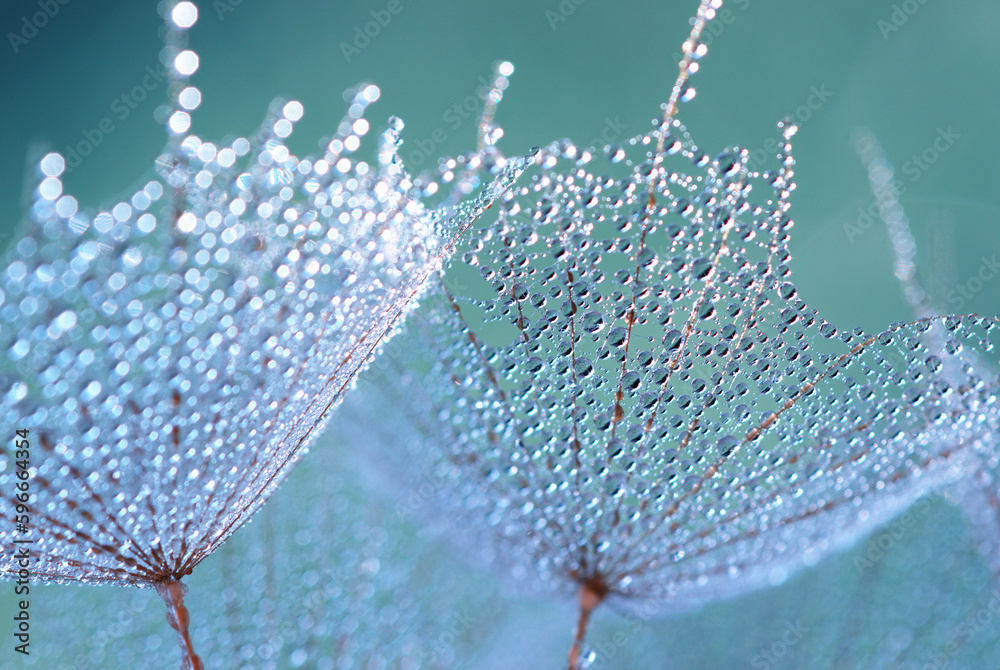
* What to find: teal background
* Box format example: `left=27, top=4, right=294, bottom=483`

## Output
left=1, top=0, right=999, bottom=667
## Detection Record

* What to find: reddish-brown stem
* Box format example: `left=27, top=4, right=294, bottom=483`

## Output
left=567, top=578, right=608, bottom=670
left=155, top=578, right=204, bottom=670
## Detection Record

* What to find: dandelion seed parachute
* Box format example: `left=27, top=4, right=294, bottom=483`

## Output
left=360, top=1, right=1000, bottom=666
left=0, top=1, right=530, bottom=667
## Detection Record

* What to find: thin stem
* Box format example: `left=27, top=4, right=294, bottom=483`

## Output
left=656, top=0, right=720, bottom=156
left=156, top=578, right=204, bottom=670
left=852, top=128, right=930, bottom=318
left=477, top=60, right=513, bottom=153
left=567, top=578, right=607, bottom=670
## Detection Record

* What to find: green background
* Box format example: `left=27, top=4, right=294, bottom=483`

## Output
left=1, top=0, right=998, bottom=667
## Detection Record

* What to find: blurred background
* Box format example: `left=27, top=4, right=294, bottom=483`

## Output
left=1, top=0, right=998, bottom=667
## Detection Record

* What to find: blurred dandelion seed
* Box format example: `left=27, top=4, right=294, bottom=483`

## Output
left=854, top=128, right=1000, bottom=587
left=0, top=1, right=530, bottom=667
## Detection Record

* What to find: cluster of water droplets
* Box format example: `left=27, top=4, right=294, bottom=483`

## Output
left=380, top=93, right=1000, bottom=616
left=0, top=0, right=527, bottom=592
